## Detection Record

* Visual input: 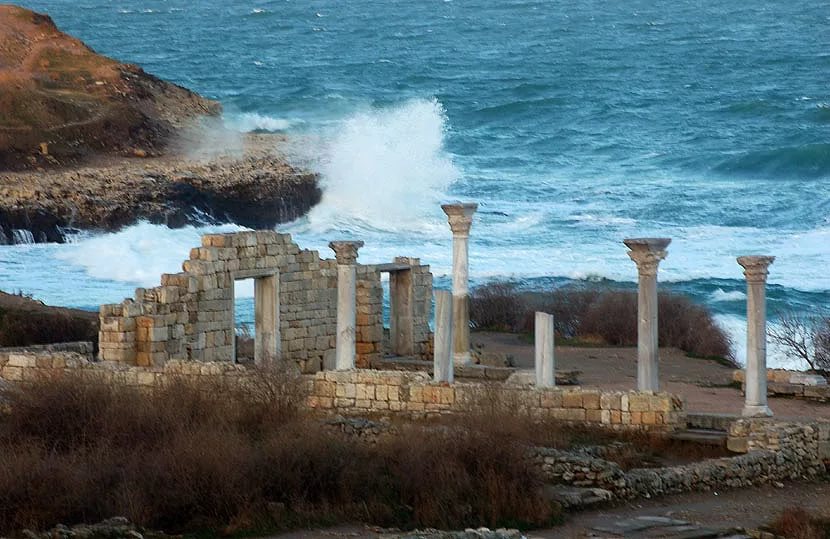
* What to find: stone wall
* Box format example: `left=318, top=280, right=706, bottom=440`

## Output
left=98, top=231, right=432, bottom=373
left=307, top=370, right=685, bottom=430
left=733, top=369, right=830, bottom=401
left=533, top=418, right=829, bottom=500
left=0, top=342, right=94, bottom=381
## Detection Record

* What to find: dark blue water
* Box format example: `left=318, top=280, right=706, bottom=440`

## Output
left=4, top=0, right=830, bottom=366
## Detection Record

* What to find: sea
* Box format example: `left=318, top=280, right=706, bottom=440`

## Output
left=3, top=0, right=829, bottom=368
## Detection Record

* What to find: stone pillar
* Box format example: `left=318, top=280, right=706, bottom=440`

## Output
left=535, top=312, right=555, bottom=388
left=329, top=240, right=364, bottom=371
left=441, top=202, right=478, bottom=365
left=390, top=266, right=414, bottom=356
left=433, top=290, right=454, bottom=383
left=624, top=238, right=671, bottom=392
left=737, top=255, right=775, bottom=417
left=254, top=273, right=280, bottom=365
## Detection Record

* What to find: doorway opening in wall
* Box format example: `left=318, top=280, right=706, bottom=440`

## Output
left=234, top=278, right=255, bottom=364
left=377, top=263, right=415, bottom=359
left=230, top=270, right=281, bottom=365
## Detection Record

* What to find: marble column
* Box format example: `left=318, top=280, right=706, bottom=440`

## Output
left=535, top=312, right=555, bottom=388
left=329, top=240, right=364, bottom=371
left=441, top=202, right=478, bottom=365
left=433, top=290, right=454, bottom=383
left=624, top=238, right=671, bottom=392
left=737, top=255, right=775, bottom=417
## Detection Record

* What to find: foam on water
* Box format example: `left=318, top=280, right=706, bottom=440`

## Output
left=709, top=289, right=747, bottom=303
left=50, top=222, right=253, bottom=298
left=298, top=98, right=459, bottom=234
left=225, top=113, right=297, bottom=132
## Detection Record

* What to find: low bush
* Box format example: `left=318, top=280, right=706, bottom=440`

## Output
left=0, top=371, right=558, bottom=535
left=469, top=282, right=733, bottom=361
left=0, top=307, right=98, bottom=348
left=768, top=506, right=830, bottom=539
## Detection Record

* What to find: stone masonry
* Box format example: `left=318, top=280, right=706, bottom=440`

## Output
left=98, top=231, right=432, bottom=372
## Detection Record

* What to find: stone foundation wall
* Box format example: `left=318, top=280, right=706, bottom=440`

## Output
left=0, top=350, right=684, bottom=431
left=307, top=370, right=685, bottom=430
left=98, top=231, right=432, bottom=373
left=533, top=419, right=828, bottom=500
left=732, top=369, right=830, bottom=402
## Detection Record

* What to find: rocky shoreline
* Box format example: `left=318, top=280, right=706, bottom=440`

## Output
left=0, top=134, right=321, bottom=244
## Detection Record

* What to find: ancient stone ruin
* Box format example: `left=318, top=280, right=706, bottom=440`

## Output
left=98, top=231, right=432, bottom=372
left=3, top=202, right=829, bottom=510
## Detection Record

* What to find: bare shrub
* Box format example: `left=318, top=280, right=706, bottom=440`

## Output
left=768, top=506, right=828, bottom=539
left=0, top=308, right=98, bottom=348
left=468, top=281, right=524, bottom=331
left=0, top=373, right=556, bottom=534
left=768, top=310, right=830, bottom=372
left=470, top=283, right=733, bottom=361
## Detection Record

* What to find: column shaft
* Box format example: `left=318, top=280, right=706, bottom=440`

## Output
left=335, top=263, right=357, bottom=370
left=624, top=237, right=670, bottom=393
left=535, top=312, right=555, bottom=388
left=638, top=272, right=659, bottom=392
left=738, top=255, right=774, bottom=417
left=434, top=290, right=454, bottom=383
left=442, top=202, right=477, bottom=366
left=330, top=240, right=363, bottom=371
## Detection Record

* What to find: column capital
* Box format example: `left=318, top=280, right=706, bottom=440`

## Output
left=624, top=238, right=671, bottom=276
left=329, top=240, right=364, bottom=265
left=441, top=202, right=478, bottom=236
left=737, top=255, right=775, bottom=283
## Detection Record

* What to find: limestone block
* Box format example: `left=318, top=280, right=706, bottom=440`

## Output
left=628, top=394, right=651, bottom=412
left=790, top=373, right=827, bottom=386
left=541, top=390, right=563, bottom=408
left=562, top=391, right=583, bottom=409
left=586, top=409, right=603, bottom=423
left=7, top=354, right=35, bottom=368
left=582, top=391, right=601, bottom=410
left=564, top=409, right=586, bottom=421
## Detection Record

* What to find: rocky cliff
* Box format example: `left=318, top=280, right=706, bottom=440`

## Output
left=0, top=4, right=221, bottom=169
left=0, top=6, right=321, bottom=243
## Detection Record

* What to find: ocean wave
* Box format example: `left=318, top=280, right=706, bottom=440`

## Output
left=714, top=143, right=830, bottom=178
left=225, top=113, right=297, bottom=132
left=52, top=221, right=248, bottom=291
left=299, top=98, right=459, bottom=233
left=709, top=288, right=747, bottom=302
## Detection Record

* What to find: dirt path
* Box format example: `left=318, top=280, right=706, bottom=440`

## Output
left=262, top=481, right=830, bottom=538
left=472, top=331, right=830, bottom=420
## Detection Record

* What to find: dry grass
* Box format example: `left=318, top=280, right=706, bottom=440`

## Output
left=768, top=507, right=830, bottom=539
left=0, top=370, right=559, bottom=535
left=469, top=282, right=733, bottom=362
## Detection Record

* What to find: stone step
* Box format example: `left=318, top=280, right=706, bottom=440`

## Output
left=543, top=485, right=613, bottom=509
left=685, top=412, right=737, bottom=432
left=670, top=428, right=728, bottom=447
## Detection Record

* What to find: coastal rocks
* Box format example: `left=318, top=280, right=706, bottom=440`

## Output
left=0, top=135, right=321, bottom=243
left=22, top=517, right=144, bottom=539
left=382, top=528, right=523, bottom=539
left=0, top=5, right=221, bottom=170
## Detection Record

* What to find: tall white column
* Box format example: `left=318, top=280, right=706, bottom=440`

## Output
left=433, top=290, right=454, bottom=383
left=737, top=255, right=775, bottom=417
left=329, top=240, right=363, bottom=371
left=535, top=312, right=555, bottom=388
left=441, top=202, right=478, bottom=365
left=624, top=238, right=671, bottom=392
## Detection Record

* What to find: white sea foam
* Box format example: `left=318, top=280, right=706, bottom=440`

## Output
left=709, top=289, right=747, bottom=302
left=226, top=113, right=296, bottom=132
left=53, top=222, right=251, bottom=294
left=298, top=98, right=459, bottom=233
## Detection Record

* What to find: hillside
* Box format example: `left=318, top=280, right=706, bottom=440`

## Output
left=0, top=4, right=220, bottom=170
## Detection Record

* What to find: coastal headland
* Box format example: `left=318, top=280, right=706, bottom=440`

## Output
left=0, top=5, right=320, bottom=243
